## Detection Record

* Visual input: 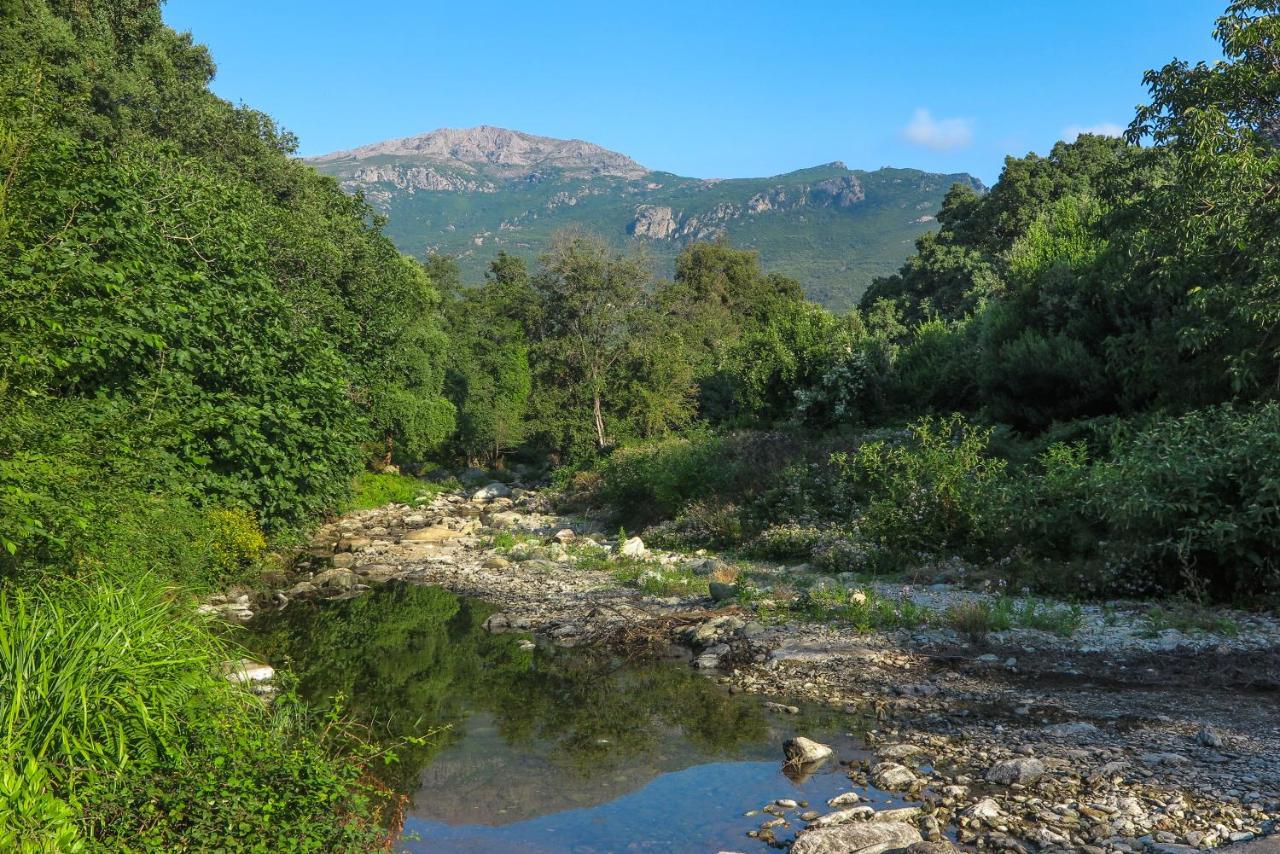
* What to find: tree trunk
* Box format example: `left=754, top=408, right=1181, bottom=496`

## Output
left=593, top=393, right=607, bottom=449
left=381, top=432, right=394, bottom=469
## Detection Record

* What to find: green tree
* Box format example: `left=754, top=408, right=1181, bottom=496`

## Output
left=530, top=231, right=653, bottom=450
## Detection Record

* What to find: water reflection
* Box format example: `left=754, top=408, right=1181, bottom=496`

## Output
left=246, top=583, right=889, bottom=851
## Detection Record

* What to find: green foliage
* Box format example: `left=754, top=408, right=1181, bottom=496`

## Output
left=833, top=415, right=1007, bottom=555
left=1089, top=404, right=1280, bottom=596
left=341, top=470, right=449, bottom=514
left=0, top=577, right=233, bottom=772
left=0, top=761, right=84, bottom=854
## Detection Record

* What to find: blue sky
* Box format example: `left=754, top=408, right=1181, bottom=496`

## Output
left=162, top=1, right=1225, bottom=184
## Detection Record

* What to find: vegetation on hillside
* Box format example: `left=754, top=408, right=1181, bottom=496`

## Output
left=437, top=2, right=1280, bottom=603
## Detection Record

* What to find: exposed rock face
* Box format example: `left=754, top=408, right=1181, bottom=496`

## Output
left=791, top=820, right=923, bottom=854
left=629, top=204, right=677, bottom=239
left=308, top=125, right=649, bottom=180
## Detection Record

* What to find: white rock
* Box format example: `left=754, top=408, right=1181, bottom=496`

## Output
left=619, top=536, right=647, bottom=558
left=784, top=736, right=834, bottom=765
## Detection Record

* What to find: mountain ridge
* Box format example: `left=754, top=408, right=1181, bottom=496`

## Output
left=304, top=126, right=983, bottom=310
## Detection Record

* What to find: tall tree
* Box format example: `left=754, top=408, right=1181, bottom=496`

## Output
left=531, top=231, right=651, bottom=449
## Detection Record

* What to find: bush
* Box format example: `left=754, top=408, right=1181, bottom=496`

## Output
left=833, top=415, right=1007, bottom=556
left=1090, top=403, right=1280, bottom=597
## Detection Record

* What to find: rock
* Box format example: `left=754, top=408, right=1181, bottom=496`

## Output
left=312, top=567, right=356, bottom=590
left=809, top=806, right=874, bottom=827
left=222, top=659, right=274, bottom=685
left=402, top=525, right=463, bottom=542
left=553, top=528, right=576, bottom=544
left=986, top=757, right=1045, bottom=785
left=709, top=581, right=737, bottom=602
left=358, top=564, right=401, bottom=583
left=486, top=511, right=524, bottom=530
left=775, top=798, right=798, bottom=809
left=1043, top=722, right=1099, bottom=737
left=481, top=556, right=511, bottom=569
left=472, top=481, right=512, bottom=500
left=1195, top=723, right=1225, bottom=748
left=827, top=792, right=863, bottom=808
left=691, top=557, right=731, bottom=576
left=482, top=613, right=510, bottom=632
left=791, top=821, right=922, bottom=854
left=618, top=536, right=647, bottom=558
left=630, top=204, right=678, bottom=239
left=285, top=581, right=318, bottom=598
left=330, top=552, right=355, bottom=569
left=964, top=797, right=1003, bottom=821
left=784, top=736, right=834, bottom=766
left=878, top=743, right=925, bottom=760
left=905, top=844, right=959, bottom=854
left=871, top=762, right=919, bottom=790
left=458, top=467, right=488, bottom=484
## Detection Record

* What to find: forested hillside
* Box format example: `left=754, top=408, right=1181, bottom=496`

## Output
left=308, top=127, right=981, bottom=311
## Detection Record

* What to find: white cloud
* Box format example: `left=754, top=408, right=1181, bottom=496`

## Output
left=903, top=108, right=974, bottom=151
left=1063, top=122, right=1125, bottom=141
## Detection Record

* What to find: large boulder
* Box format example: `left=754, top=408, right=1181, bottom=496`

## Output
left=311, top=567, right=356, bottom=590
left=784, top=736, right=834, bottom=766
left=871, top=762, right=919, bottom=791
left=986, top=757, right=1045, bottom=785
left=473, top=481, right=512, bottom=500
left=791, top=821, right=923, bottom=854
left=618, top=536, right=647, bottom=558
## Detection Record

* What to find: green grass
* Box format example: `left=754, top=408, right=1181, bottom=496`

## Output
left=0, top=577, right=238, bottom=772
left=341, top=471, right=454, bottom=513
left=1143, top=603, right=1240, bottom=637
left=944, top=596, right=1083, bottom=641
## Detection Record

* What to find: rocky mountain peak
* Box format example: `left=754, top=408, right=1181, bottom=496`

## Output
left=307, top=125, right=649, bottom=180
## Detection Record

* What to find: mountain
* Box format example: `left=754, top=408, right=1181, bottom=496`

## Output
left=306, top=126, right=983, bottom=310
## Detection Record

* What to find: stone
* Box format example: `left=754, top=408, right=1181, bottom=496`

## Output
left=791, top=821, right=922, bottom=854
left=809, top=806, right=874, bottom=827
left=986, top=757, right=1045, bottom=785
left=905, top=844, right=960, bottom=854
left=401, top=526, right=462, bottom=543
left=784, top=736, right=834, bottom=766
left=827, top=792, right=863, bottom=807
left=472, top=482, right=512, bottom=501
left=553, top=528, right=576, bottom=544
left=619, top=536, right=647, bottom=558
left=358, top=564, right=401, bottom=583
left=878, top=743, right=925, bottom=760
left=709, top=581, right=737, bottom=602
left=222, top=659, right=274, bottom=685
left=1043, top=722, right=1099, bottom=737
left=1195, top=723, right=1225, bottom=748
left=481, top=556, right=511, bottom=569
left=775, top=798, right=798, bottom=809
left=871, top=762, right=919, bottom=790
left=485, top=511, right=524, bottom=530
left=284, top=581, right=318, bottom=598
left=964, top=797, right=1003, bottom=821
left=330, top=552, right=356, bottom=569
left=312, top=567, right=356, bottom=590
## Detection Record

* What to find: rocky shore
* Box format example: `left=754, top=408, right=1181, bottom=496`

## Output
left=212, top=481, right=1280, bottom=853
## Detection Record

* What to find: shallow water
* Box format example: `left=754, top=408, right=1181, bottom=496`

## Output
left=247, top=583, right=904, bottom=852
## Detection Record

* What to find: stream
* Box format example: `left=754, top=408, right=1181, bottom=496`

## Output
left=245, top=583, right=909, bottom=852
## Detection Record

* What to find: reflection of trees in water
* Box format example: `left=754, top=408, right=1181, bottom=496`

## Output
left=247, top=584, right=769, bottom=792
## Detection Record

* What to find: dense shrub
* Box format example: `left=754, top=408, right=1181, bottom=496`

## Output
left=832, top=415, right=1007, bottom=556
left=1090, top=404, right=1280, bottom=597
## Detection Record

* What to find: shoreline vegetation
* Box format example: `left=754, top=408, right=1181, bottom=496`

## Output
left=2, top=0, right=1280, bottom=849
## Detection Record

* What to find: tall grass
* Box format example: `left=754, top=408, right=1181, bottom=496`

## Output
left=0, top=577, right=243, bottom=775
